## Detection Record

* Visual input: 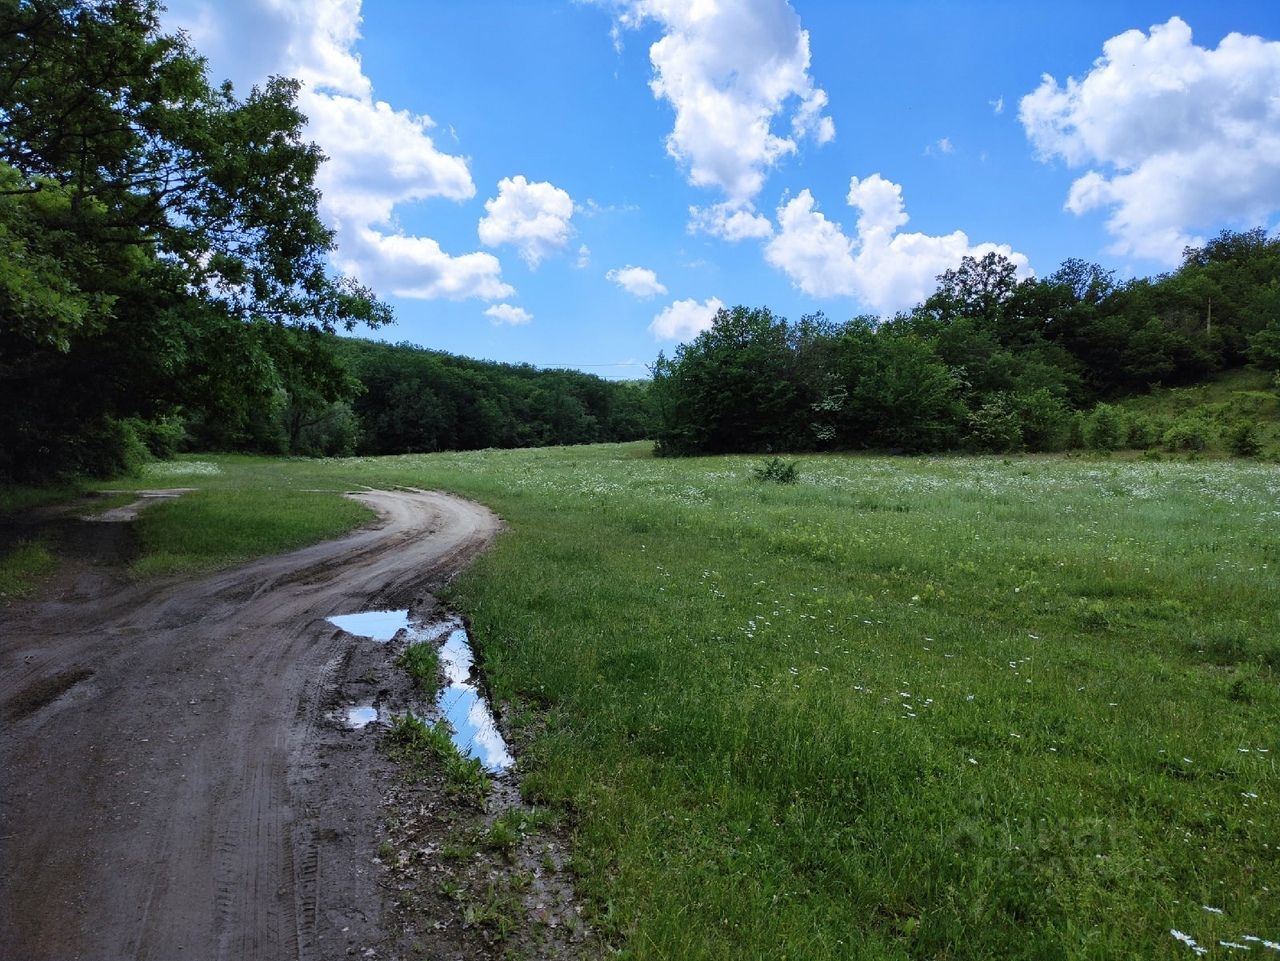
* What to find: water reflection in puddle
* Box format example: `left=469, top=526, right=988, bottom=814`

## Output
left=327, top=609, right=410, bottom=643
left=326, top=607, right=513, bottom=771
left=345, top=705, right=378, bottom=729
left=433, top=618, right=513, bottom=773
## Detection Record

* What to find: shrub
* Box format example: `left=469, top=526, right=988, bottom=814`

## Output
left=131, top=415, right=186, bottom=459
left=1083, top=403, right=1125, bottom=452
left=1064, top=411, right=1086, bottom=450
left=1014, top=388, right=1073, bottom=452
left=966, top=394, right=1024, bottom=453
left=1226, top=420, right=1262, bottom=457
left=68, top=416, right=152, bottom=478
left=1162, top=413, right=1213, bottom=452
left=752, top=457, right=799, bottom=484
left=1123, top=411, right=1160, bottom=450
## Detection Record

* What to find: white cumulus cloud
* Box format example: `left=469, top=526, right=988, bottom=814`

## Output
left=342, top=230, right=512, bottom=301
left=764, top=175, right=1030, bottom=313
left=484, top=304, right=533, bottom=326
left=650, top=296, right=724, bottom=340
left=606, top=265, right=668, bottom=298
left=1019, top=16, right=1280, bottom=263
left=604, top=0, right=834, bottom=235
left=163, top=0, right=511, bottom=301
left=478, top=176, right=576, bottom=268
left=688, top=202, right=775, bottom=241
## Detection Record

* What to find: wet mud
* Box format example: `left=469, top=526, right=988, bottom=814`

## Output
left=319, top=605, right=592, bottom=959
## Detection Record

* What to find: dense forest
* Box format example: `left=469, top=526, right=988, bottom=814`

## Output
left=336, top=341, right=651, bottom=455
left=652, top=232, right=1280, bottom=456
left=200, top=336, right=654, bottom=458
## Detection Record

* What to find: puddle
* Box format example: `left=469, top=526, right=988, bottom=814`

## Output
left=433, top=618, right=514, bottom=773
left=84, top=488, right=196, bottom=523
left=326, top=607, right=513, bottom=770
left=327, top=609, right=411, bottom=643
left=345, top=705, right=378, bottom=729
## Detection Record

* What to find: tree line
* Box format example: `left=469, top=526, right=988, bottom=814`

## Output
left=205, top=335, right=654, bottom=458
left=651, top=231, right=1280, bottom=456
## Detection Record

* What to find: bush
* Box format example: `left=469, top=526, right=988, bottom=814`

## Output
left=131, top=415, right=186, bottom=459
left=1123, top=411, right=1160, bottom=450
left=1014, top=388, right=1072, bottom=452
left=1083, top=403, right=1125, bottom=452
left=1226, top=420, right=1262, bottom=457
left=1162, top=413, right=1213, bottom=452
left=966, top=394, right=1023, bottom=453
left=1064, top=411, right=1086, bottom=450
left=753, top=457, right=799, bottom=484
left=74, top=416, right=152, bottom=478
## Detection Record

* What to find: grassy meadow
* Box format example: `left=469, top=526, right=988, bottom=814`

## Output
left=46, top=446, right=1280, bottom=957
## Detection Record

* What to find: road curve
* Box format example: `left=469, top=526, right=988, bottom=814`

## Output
left=0, top=489, right=501, bottom=960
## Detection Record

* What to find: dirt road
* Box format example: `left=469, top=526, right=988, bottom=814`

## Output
left=0, top=489, right=500, bottom=960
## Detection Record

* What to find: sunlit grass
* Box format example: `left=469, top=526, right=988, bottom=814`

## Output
left=129, top=485, right=374, bottom=577
left=89, top=446, right=1280, bottom=957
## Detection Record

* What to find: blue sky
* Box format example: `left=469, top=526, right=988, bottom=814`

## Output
left=167, top=1, right=1280, bottom=378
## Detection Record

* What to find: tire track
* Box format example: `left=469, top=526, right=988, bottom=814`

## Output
left=0, top=489, right=500, bottom=961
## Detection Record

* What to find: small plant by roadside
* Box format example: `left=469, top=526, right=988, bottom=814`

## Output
left=752, top=456, right=799, bottom=484
left=387, top=711, right=453, bottom=759
left=0, top=539, right=58, bottom=601
left=396, top=641, right=439, bottom=690
left=442, top=751, right=490, bottom=799
left=482, top=808, right=557, bottom=859
left=483, top=811, right=524, bottom=856
left=386, top=711, right=490, bottom=798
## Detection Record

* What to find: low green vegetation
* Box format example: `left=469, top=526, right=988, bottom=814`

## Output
left=0, top=481, right=87, bottom=515
left=387, top=711, right=490, bottom=799
left=397, top=640, right=440, bottom=691
left=125, top=468, right=373, bottom=577
left=0, top=538, right=59, bottom=601
left=482, top=808, right=557, bottom=858
left=1106, top=367, right=1280, bottom=457
left=85, top=445, right=1278, bottom=959
left=752, top=456, right=800, bottom=484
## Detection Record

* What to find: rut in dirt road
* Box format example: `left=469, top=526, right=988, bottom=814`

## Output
left=0, top=489, right=501, bottom=961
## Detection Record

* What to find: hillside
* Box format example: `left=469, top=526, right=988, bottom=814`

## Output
left=1112, top=367, right=1280, bottom=457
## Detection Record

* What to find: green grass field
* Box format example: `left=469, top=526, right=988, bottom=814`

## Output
left=51, top=447, right=1280, bottom=957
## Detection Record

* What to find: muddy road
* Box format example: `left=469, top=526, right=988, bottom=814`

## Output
left=0, top=490, right=500, bottom=960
